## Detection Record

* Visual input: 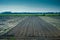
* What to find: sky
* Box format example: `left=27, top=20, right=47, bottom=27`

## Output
left=0, top=0, right=60, bottom=12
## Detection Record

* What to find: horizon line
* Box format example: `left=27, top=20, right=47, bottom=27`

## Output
left=0, top=11, right=60, bottom=13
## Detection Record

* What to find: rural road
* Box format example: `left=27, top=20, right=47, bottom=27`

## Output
left=1, top=16, right=60, bottom=40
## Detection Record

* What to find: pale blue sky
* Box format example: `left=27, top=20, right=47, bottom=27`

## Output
left=0, top=0, right=60, bottom=12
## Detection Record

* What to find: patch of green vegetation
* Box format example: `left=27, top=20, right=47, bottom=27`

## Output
left=0, top=14, right=60, bottom=16
left=4, top=29, right=7, bottom=31
left=10, top=37, right=16, bottom=40
left=45, top=14, right=60, bottom=16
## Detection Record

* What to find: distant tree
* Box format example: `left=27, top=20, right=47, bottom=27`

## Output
left=2, top=12, right=12, bottom=14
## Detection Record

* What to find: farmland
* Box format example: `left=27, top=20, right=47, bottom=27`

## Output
left=0, top=15, right=60, bottom=40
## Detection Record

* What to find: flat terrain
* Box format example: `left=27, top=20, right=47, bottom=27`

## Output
left=0, top=16, right=60, bottom=40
